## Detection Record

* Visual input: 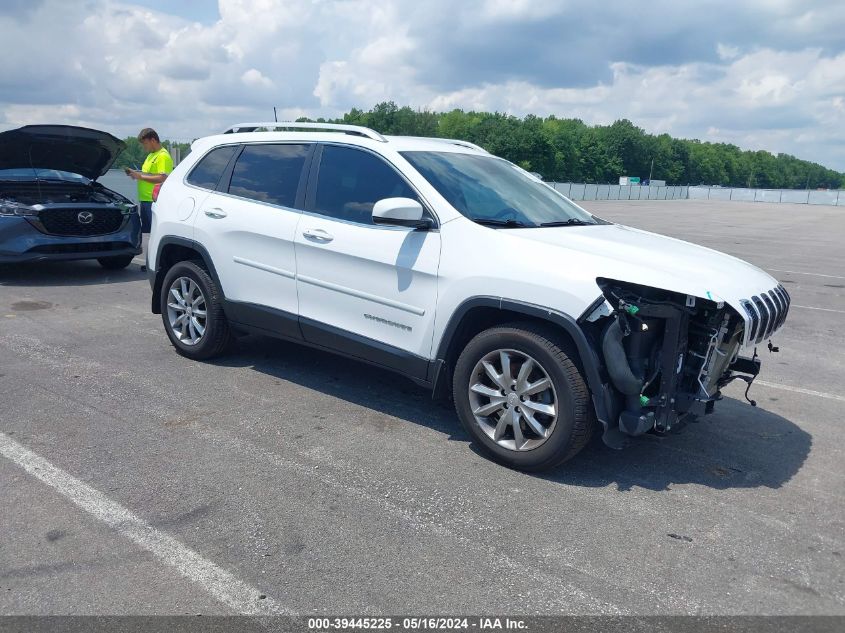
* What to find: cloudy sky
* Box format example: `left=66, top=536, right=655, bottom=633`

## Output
left=1, top=0, right=844, bottom=170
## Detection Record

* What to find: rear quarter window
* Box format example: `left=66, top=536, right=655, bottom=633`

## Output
left=185, top=145, right=238, bottom=190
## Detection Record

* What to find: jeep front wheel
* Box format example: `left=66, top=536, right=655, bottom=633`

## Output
left=452, top=323, right=592, bottom=471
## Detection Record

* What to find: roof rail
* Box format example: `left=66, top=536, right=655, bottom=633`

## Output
left=441, top=138, right=488, bottom=153
left=392, top=135, right=489, bottom=154
left=223, top=121, right=387, bottom=143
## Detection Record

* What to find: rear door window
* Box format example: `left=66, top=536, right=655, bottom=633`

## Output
left=227, top=144, right=310, bottom=208
left=185, top=145, right=238, bottom=190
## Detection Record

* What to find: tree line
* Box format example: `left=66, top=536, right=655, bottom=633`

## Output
left=112, top=137, right=190, bottom=171
left=114, top=102, right=845, bottom=189
left=333, top=103, right=844, bottom=189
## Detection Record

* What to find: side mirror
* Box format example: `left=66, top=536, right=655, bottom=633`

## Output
left=372, top=197, right=432, bottom=230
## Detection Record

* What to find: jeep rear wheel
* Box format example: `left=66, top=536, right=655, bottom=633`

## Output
left=452, top=323, right=592, bottom=471
left=160, top=260, right=231, bottom=360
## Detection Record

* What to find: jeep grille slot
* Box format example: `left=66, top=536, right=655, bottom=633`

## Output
left=761, top=294, right=778, bottom=339
left=741, top=300, right=760, bottom=342
left=772, top=286, right=790, bottom=329
left=770, top=289, right=785, bottom=329
left=744, top=286, right=790, bottom=345
left=751, top=296, right=770, bottom=343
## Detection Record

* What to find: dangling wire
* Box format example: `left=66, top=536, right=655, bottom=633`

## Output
left=743, top=377, right=757, bottom=407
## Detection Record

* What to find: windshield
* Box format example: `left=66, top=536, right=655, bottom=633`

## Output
left=401, top=151, right=603, bottom=227
left=0, top=168, right=90, bottom=183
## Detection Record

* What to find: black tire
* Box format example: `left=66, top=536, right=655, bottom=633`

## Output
left=159, top=260, right=231, bottom=360
left=97, top=254, right=134, bottom=270
left=452, top=322, right=592, bottom=471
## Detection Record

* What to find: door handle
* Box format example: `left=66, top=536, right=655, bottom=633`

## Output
left=302, top=228, right=334, bottom=242
left=204, top=208, right=227, bottom=219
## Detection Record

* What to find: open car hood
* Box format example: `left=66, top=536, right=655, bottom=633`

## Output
left=0, top=125, right=125, bottom=181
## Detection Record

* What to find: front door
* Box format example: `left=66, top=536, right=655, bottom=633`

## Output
left=294, top=144, right=440, bottom=377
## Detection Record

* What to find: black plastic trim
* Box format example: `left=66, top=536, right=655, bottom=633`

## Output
left=303, top=143, right=322, bottom=211
left=1, top=245, right=140, bottom=264
left=224, top=300, right=302, bottom=341
left=433, top=296, right=612, bottom=426
left=219, top=300, right=431, bottom=384
left=577, top=294, right=607, bottom=324
left=372, top=215, right=434, bottom=231
left=300, top=316, right=431, bottom=383
left=150, top=236, right=223, bottom=313
left=215, top=144, right=243, bottom=193
left=730, top=355, right=761, bottom=376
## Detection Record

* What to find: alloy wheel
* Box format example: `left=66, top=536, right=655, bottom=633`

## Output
left=166, top=276, right=207, bottom=346
left=467, top=349, right=558, bottom=451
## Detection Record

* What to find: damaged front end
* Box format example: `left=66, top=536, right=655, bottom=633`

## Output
left=580, top=278, right=789, bottom=448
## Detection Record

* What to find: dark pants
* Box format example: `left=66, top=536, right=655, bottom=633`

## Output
left=140, top=201, right=153, bottom=234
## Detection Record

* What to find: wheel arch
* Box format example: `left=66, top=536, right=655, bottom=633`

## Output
left=150, top=237, right=223, bottom=314
left=432, top=297, right=613, bottom=431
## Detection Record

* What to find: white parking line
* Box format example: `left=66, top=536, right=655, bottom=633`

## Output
left=755, top=380, right=845, bottom=403
left=768, top=268, right=845, bottom=280
left=792, top=304, right=845, bottom=314
left=0, top=432, right=289, bottom=616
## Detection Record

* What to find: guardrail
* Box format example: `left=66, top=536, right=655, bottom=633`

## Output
left=548, top=182, right=845, bottom=206
left=549, top=183, right=688, bottom=201
left=688, top=186, right=845, bottom=206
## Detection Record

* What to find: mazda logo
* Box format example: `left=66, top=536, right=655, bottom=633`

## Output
left=77, top=211, right=94, bottom=224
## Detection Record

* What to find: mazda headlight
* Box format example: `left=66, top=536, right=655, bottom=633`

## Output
left=0, top=200, right=39, bottom=217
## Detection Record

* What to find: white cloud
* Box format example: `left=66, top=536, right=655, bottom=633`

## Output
left=479, top=0, right=563, bottom=21
left=415, top=49, right=845, bottom=168
left=717, top=43, right=740, bottom=61
left=0, top=0, right=842, bottom=170
left=241, top=68, right=274, bottom=89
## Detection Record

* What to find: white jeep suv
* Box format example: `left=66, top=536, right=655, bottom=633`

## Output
left=148, top=122, right=789, bottom=471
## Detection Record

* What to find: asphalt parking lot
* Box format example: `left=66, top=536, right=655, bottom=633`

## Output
left=0, top=200, right=843, bottom=616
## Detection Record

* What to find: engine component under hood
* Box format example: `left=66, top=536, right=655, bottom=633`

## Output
left=0, top=125, right=125, bottom=181
left=585, top=278, right=779, bottom=446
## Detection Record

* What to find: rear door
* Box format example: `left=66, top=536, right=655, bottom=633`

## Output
left=193, top=143, right=313, bottom=337
left=294, top=144, right=441, bottom=376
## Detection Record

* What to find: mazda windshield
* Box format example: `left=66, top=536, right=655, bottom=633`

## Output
left=0, top=168, right=90, bottom=182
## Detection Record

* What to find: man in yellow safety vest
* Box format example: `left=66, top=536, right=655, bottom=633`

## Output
left=125, top=127, right=173, bottom=233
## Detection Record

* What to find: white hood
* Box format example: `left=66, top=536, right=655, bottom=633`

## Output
left=512, top=223, right=784, bottom=345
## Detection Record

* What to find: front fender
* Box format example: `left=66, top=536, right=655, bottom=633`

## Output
left=432, top=296, right=615, bottom=436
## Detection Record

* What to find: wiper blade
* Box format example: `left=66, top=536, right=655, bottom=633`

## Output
left=538, top=218, right=595, bottom=227
left=470, top=218, right=530, bottom=228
